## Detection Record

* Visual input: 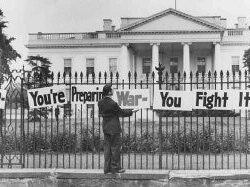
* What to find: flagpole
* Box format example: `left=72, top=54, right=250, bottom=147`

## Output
left=175, top=0, right=177, bottom=10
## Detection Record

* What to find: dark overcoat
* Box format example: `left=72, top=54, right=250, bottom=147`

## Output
left=98, top=97, right=132, bottom=135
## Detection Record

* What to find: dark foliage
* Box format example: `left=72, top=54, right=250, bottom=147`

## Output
left=0, top=125, right=248, bottom=154
left=243, top=48, right=250, bottom=73
left=0, top=9, right=21, bottom=76
left=160, top=109, right=240, bottom=117
left=25, top=55, right=53, bottom=121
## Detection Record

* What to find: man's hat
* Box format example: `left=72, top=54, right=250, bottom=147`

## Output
left=103, top=83, right=112, bottom=96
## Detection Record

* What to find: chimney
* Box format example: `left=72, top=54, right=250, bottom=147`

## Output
left=235, top=23, right=238, bottom=29
left=238, top=17, right=247, bottom=29
left=103, top=19, right=112, bottom=31
left=112, top=26, right=115, bottom=31
left=220, top=18, right=227, bottom=28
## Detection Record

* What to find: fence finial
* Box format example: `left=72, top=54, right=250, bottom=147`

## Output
left=208, top=70, right=211, bottom=78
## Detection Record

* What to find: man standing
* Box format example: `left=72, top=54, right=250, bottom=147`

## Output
left=98, top=83, right=138, bottom=174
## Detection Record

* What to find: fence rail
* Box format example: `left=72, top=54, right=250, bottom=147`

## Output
left=0, top=69, right=249, bottom=169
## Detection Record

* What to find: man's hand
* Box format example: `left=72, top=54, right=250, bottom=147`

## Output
left=132, top=108, right=140, bottom=113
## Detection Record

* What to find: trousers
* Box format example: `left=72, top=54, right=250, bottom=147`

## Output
left=104, top=133, right=121, bottom=173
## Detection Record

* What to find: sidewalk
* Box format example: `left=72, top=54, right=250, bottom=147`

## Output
left=0, top=169, right=250, bottom=186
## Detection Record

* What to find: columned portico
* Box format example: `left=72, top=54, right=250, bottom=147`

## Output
left=151, top=43, right=160, bottom=81
left=120, top=43, right=130, bottom=81
left=213, top=42, right=221, bottom=73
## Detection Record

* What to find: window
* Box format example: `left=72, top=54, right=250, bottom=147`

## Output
left=170, top=57, right=178, bottom=74
left=65, top=88, right=70, bottom=100
left=64, top=58, right=72, bottom=75
left=142, top=58, right=151, bottom=74
left=63, top=88, right=71, bottom=117
left=87, top=104, right=94, bottom=119
left=197, top=57, right=206, bottom=73
left=109, top=58, right=117, bottom=74
left=86, top=58, right=95, bottom=76
left=232, top=56, right=240, bottom=72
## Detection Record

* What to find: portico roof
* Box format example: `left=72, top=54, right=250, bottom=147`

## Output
left=118, top=8, right=224, bottom=32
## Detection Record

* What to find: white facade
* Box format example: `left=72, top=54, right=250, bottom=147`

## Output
left=26, top=8, right=250, bottom=80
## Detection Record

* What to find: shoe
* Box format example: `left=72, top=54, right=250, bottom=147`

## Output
left=117, top=169, right=126, bottom=173
left=110, top=168, right=126, bottom=174
left=104, top=171, right=112, bottom=174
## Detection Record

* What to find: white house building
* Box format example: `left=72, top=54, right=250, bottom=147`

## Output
left=26, top=8, right=250, bottom=82
left=26, top=8, right=250, bottom=119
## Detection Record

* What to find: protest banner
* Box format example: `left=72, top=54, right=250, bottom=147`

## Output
left=238, top=91, right=250, bottom=109
left=113, top=89, right=150, bottom=109
left=27, top=84, right=250, bottom=111
left=193, top=90, right=238, bottom=110
left=71, top=85, right=103, bottom=104
left=153, top=90, right=194, bottom=111
left=0, top=89, right=7, bottom=109
left=27, top=85, right=67, bottom=109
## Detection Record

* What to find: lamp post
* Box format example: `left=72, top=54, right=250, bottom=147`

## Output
left=155, top=63, right=165, bottom=169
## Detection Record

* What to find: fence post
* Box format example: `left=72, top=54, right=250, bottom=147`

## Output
left=20, top=67, right=25, bottom=168
left=155, top=63, right=165, bottom=169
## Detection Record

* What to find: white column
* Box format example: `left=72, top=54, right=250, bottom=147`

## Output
left=182, top=42, right=191, bottom=75
left=182, top=42, right=191, bottom=90
left=214, top=42, right=221, bottom=73
left=151, top=43, right=160, bottom=81
left=120, top=43, right=130, bottom=82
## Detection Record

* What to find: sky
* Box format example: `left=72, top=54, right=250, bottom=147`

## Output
left=1, top=0, right=250, bottom=69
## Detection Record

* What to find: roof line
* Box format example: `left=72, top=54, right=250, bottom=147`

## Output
left=118, top=8, right=224, bottom=31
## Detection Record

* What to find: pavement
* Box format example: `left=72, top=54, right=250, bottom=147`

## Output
left=0, top=169, right=250, bottom=186
left=0, top=168, right=249, bottom=180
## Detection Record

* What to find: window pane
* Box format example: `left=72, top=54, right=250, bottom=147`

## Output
left=64, top=58, right=72, bottom=75
left=86, top=58, right=94, bottom=67
left=86, top=58, right=95, bottom=75
left=197, top=57, right=205, bottom=64
left=170, top=57, right=178, bottom=64
left=87, top=104, right=94, bottom=118
left=170, top=65, right=178, bottom=74
left=143, top=66, right=151, bottom=74
left=197, top=57, right=206, bottom=73
left=65, top=88, right=70, bottom=100
left=231, top=56, right=240, bottom=72
left=87, top=67, right=94, bottom=75
left=64, top=59, right=72, bottom=67
left=64, top=67, right=71, bottom=75
left=142, top=58, right=151, bottom=74
left=232, top=65, right=239, bottom=72
left=197, top=65, right=205, bottom=73
left=232, top=56, right=240, bottom=65
left=170, top=57, right=178, bottom=74
left=109, top=58, right=117, bottom=73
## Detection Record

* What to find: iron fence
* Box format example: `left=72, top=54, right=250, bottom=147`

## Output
left=0, top=69, right=249, bottom=170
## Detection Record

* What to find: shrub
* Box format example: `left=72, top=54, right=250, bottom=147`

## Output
left=79, top=128, right=104, bottom=152
left=160, top=110, right=240, bottom=117
left=50, top=132, right=77, bottom=152
left=23, top=133, right=49, bottom=152
left=0, top=126, right=248, bottom=154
